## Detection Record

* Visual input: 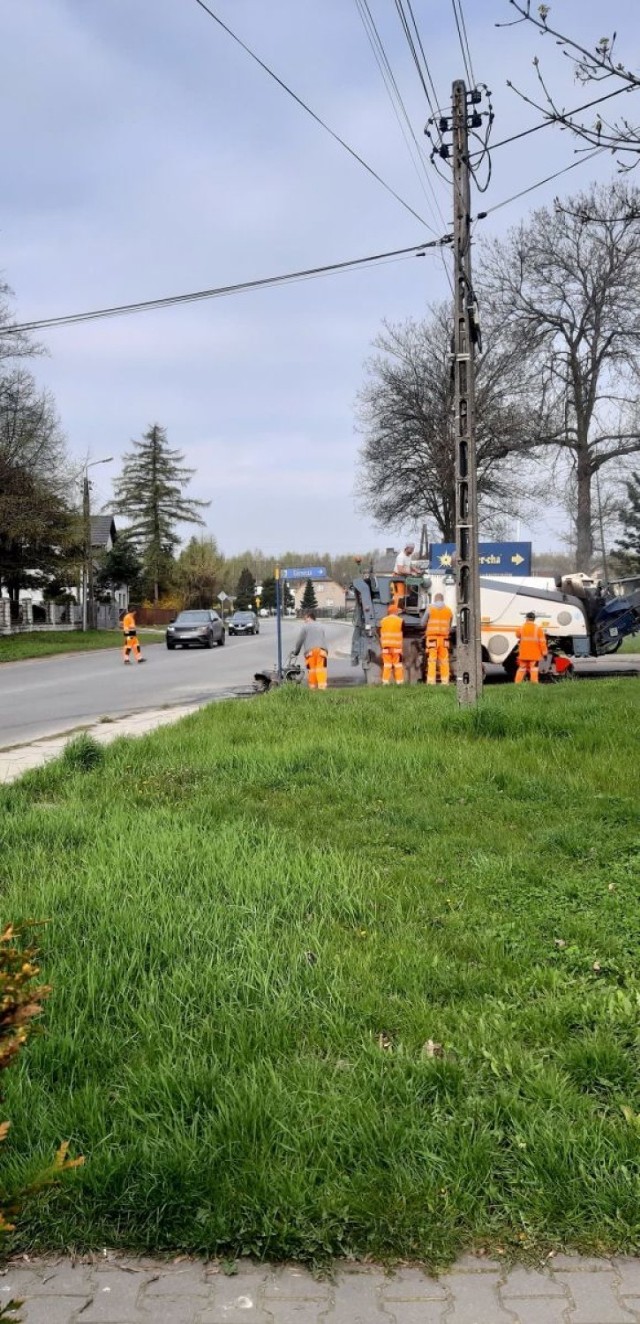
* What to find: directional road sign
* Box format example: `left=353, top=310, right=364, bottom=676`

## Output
left=281, top=566, right=328, bottom=580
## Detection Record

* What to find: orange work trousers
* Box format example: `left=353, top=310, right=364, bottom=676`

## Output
left=123, top=631, right=142, bottom=663
left=515, top=659, right=539, bottom=684
left=391, top=579, right=406, bottom=608
left=305, top=648, right=328, bottom=690
left=382, top=646, right=404, bottom=685
left=426, top=638, right=450, bottom=685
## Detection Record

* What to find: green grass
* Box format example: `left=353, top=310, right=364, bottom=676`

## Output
left=619, top=634, right=640, bottom=654
left=1, top=683, right=639, bottom=1266
left=0, top=630, right=161, bottom=663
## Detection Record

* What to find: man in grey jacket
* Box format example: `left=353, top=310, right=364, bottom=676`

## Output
left=292, top=611, right=329, bottom=690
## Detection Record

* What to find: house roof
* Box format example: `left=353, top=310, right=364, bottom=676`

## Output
left=90, top=515, right=117, bottom=547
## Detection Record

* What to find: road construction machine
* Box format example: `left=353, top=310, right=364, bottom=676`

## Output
left=350, top=569, right=640, bottom=683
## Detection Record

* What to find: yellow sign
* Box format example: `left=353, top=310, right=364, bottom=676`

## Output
left=511, top=553, right=524, bottom=566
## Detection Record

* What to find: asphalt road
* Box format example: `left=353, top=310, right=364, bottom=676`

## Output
left=0, top=620, right=355, bottom=749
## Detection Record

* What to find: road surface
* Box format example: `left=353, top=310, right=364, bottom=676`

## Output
left=0, top=620, right=354, bottom=749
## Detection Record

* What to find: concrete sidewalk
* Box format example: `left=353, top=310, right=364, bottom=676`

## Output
left=0, top=703, right=204, bottom=785
left=3, top=1254, right=640, bottom=1323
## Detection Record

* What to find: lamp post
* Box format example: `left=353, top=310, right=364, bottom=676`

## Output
left=82, top=457, right=113, bottom=632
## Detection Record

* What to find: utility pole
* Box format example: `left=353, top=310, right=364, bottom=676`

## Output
left=81, top=456, right=113, bottom=633
left=451, top=79, right=482, bottom=705
left=82, top=472, right=92, bottom=633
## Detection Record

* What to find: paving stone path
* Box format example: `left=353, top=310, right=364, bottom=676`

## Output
left=3, top=1254, right=640, bottom=1323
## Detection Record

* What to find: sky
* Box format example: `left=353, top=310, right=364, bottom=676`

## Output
left=1, top=0, right=636, bottom=556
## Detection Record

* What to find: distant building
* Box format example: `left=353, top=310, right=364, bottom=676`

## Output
left=291, top=578, right=347, bottom=614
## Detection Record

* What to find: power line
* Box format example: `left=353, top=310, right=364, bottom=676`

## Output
left=476, top=148, right=604, bottom=219
left=191, top=0, right=428, bottom=228
left=455, top=0, right=476, bottom=87
left=353, top=0, right=447, bottom=232
left=0, top=238, right=451, bottom=336
left=450, top=0, right=473, bottom=87
left=403, top=0, right=442, bottom=115
left=472, top=83, right=637, bottom=158
left=392, top=0, right=438, bottom=120
left=353, top=0, right=452, bottom=290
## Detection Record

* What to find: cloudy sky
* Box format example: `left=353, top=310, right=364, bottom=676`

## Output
left=1, top=0, right=635, bottom=555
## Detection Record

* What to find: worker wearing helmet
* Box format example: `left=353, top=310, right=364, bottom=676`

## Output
left=425, top=592, right=453, bottom=685
left=292, top=610, right=328, bottom=690
left=120, top=607, right=145, bottom=665
left=379, top=601, right=404, bottom=686
left=514, top=611, right=547, bottom=683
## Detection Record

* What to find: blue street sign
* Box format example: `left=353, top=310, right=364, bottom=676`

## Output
left=281, top=566, right=328, bottom=580
left=429, top=541, right=532, bottom=576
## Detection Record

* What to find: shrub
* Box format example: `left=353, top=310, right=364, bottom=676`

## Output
left=0, top=925, right=82, bottom=1321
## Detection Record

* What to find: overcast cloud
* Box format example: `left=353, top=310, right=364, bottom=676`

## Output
left=1, top=0, right=636, bottom=554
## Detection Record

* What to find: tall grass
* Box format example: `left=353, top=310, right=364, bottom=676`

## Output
left=0, top=683, right=639, bottom=1265
left=0, top=632, right=159, bottom=664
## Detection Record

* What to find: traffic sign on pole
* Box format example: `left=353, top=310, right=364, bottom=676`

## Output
left=281, top=567, right=328, bottom=581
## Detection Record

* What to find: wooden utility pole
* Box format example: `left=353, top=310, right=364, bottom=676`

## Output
left=451, top=79, right=482, bottom=705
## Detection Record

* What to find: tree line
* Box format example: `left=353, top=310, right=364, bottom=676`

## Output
left=357, top=181, right=640, bottom=571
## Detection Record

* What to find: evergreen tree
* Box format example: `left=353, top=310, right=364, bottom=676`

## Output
left=611, top=471, right=640, bottom=574
left=260, top=577, right=277, bottom=611
left=235, top=566, right=257, bottom=610
left=112, top=424, right=209, bottom=603
left=301, top=579, right=318, bottom=612
left=284, top=582, right=295, bottom=611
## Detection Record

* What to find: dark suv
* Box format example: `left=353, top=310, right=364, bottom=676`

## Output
left=166, top=610, right=225, bottom=649
left=227, top=611, right=259, bottom=636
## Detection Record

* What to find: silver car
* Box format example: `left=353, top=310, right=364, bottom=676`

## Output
left=166, top=610, right=225, bottom=650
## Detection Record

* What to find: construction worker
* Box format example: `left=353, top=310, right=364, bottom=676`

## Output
left=379, top=601, right=404, bottom=686
left=425, top=592, right=453, bottom=686
left=292, top=610, right=328, bottom=690
left=120, top=607, right=145, bottom=665
left=392, top=542, right=419, bottom=607
left=515, top=611, right=547, bottom=684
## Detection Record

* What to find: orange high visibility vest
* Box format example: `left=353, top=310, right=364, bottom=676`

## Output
left=515, top=620, right=547, bottom=662
left=426, top=604, right=452, bottom=639
left=380, top=613, right=403, bottom=648
left=122, top=612, right=136, bottom=634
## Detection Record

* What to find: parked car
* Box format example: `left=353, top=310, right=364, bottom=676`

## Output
left=166, top=610, right=225, bottom=649
left=228, top=610, right=260, bottom=636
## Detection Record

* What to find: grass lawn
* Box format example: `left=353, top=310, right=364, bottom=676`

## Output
left=619, top=634, right=640, bottom=653
left=1, top=683, right=639, bottom=1266
left=0, top=630, right=161, bottom=663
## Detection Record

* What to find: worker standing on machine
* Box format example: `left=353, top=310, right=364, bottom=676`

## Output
left=120, top=607, right=145, bottom=665
left=379, top=601, right=404, bottom=686
left=515, top=611, right=548, bottom=684
left=392, top=542, right=420, bottom=608
left=425, top=592, right=453, bottom=686
left=292, top=610, right=328, bottom=690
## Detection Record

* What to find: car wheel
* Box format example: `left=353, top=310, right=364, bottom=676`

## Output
left=166, top=641, right=175, bottom=650
left=205, top=636, right=213, bottom=649
left=218, top=632, right=225, bottom=647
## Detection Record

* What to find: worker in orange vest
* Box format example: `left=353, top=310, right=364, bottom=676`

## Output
left=514, top=611, right=547, bottom=683
left=425, top=592, right=453, bottom=685
left=292, top=610, right=328, bottom=690
left=120, top=608, right=145, bottom=665
left=379, top=601, right=404, bottom=686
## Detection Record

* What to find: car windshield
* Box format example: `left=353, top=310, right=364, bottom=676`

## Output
left=232, top=612, right=254, bottom=622
left=175, top=611, right=210, bottom=623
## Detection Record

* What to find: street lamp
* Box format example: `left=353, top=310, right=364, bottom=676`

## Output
left=82, top=457, right=113, bottom=632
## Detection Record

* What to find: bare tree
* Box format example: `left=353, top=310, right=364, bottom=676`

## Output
left=355, top=305, right=537, bottom=540
left=502, top=1, right=640, bottom=166
left=480, top=182, right=640, bottom=569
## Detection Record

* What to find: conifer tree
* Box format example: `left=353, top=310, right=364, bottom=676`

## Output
left=612, top=471, right=640, bottom=574
left=113, top=424, right=209, bottom=602
left=301, top=578, right=318, bottom=612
